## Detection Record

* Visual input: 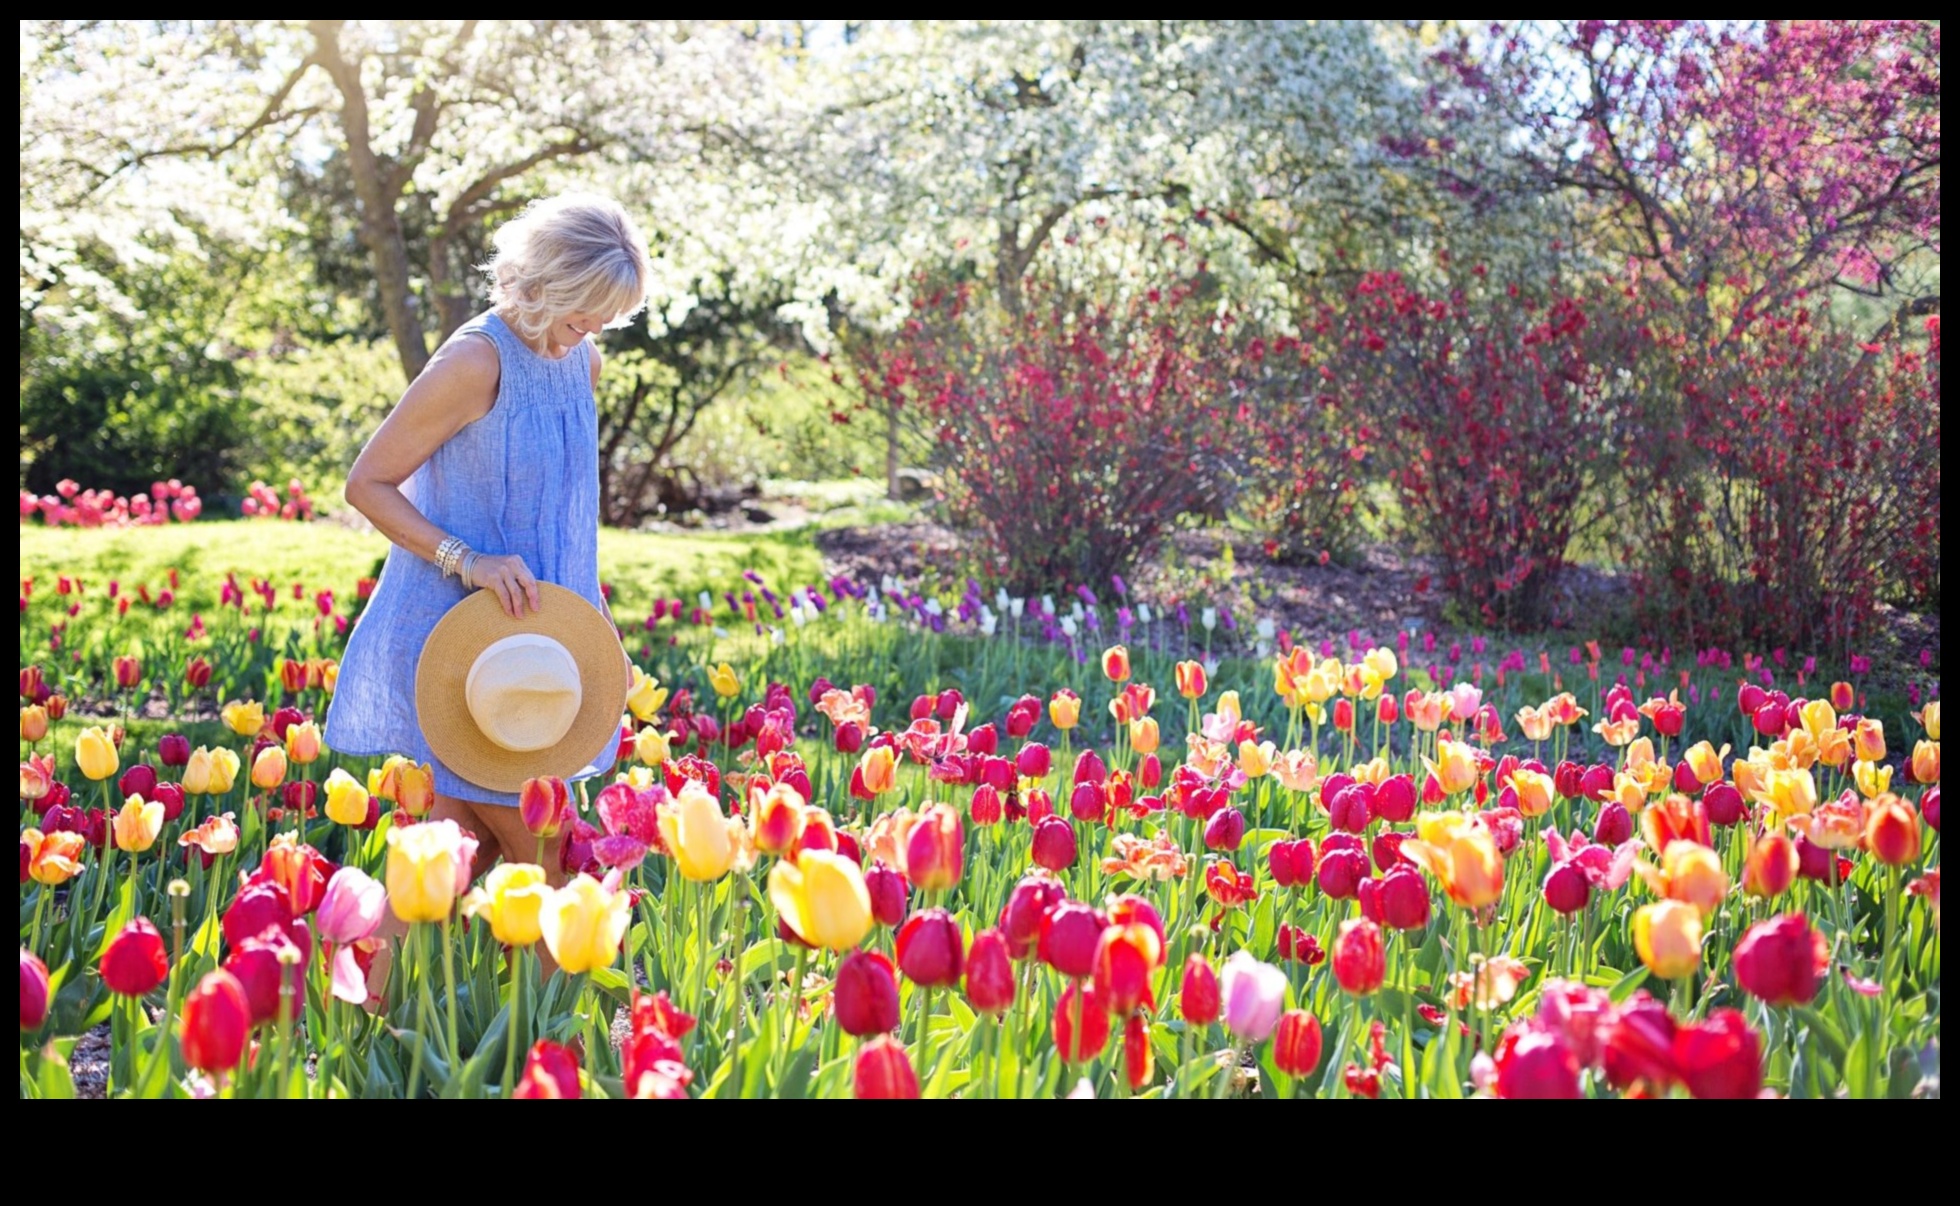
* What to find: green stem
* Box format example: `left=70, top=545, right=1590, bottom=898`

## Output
left=501, top=946, right=526, bottom=1098
left=406, top=927, right=431, bottom=1099
left=440, top=916, right=461, bottom=1069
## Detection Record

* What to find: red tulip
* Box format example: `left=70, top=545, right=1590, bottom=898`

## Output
left=152, top=781, right=186, bottom=822
left=183, top=657, right=213, bottom=689
left=1015, top=742, right=1052, bottom=780
left=512, top=1039, right=583, bottom=1099
left=1492, top=1024, right=1582, bottom=1099
left=1328, top=784, right=1370, bottom=834
left=1004, top=694, right=1041, bottom=739
left=1373, top=774, right=1416, bottom=823
left=1600, top=992, right=1679, bottom=1092
left=1923, top=786, right=1939, bottom=832
left=158, top=733, right=191, bottom=767
left=964, top=930, right=1016, bottom=1015
left=895, top=908, right=965, bottom=988
left=1092, top=922, right=1162, bottom=1017
left=519, top=776, right=571, bottom=839
left=1703, top=782, right=1746, bottom=827
left=180, top=969, right=251, bottom=1074
left=904, top=803, right=964, bottom=892
left=1543, top=861, right=1592, bottom=915
left=1733, top=913, right=1826, bottom=1007
left=223, top=880, right=293, bottom=949
left=834, top=721, right=864, bottom=754
left=256, top=838, right=330, bottom=915
left=1271, top=1009, right=1324, bottom=1078
left=998, top=873, right=1064, bottom=960
left=101, top=917, right=168, bottom=996
left=1031, top=816, right=1077, bottom=872
left=1673, top=1009, right=1762, bottom=1100
left=864, top=859, right=908, bottom=928
left=970, top=783, right=1003, bottom=826
left=224, top=926, right=303, bottom=1026
left=113, top=655, right=142, bottom=690
left=21, top=949, right=50, bottom=1030
left=1053, top=980, right=1112, bottom=1063
left=1268, top=838, right=1315, bottom=889
left=118, top=763, right=157, bottom=802
left=966, top=722, right=998, bottom=756
left=1180, top=953, right=1220, bottom=1025
left=1068, top=781, right=1105, bottom=824
left=853, top=1035, right=920, bottom=1099
left=1316, top=841, right=1368, bottom=900
left=1039, top=901, right=1107, bottom=980
left=834, top=951, right=901, bottom=1036
left=1203, top=807, right=1246, bottom=852
left=1374, top=865, right=1431, bottom=931
left=1123, top=1013, right=1153, bottom=1091
left=1331, top=919, right=1385, bottom=996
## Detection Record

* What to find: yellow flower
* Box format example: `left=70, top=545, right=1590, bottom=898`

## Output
left=1424, top=736, right=1479, bottom=796
left=633, top=726, right=671, bottom=767
left=1798, top=698, right=1836, bottom=742
left=626, top=667, right=669, bottom=723
left=1853, top=759, right=1893, bottom=800
left=1128, top=716, right=1160, bottom=756
left=856, top=744, right=897, bottom=796
left=320, top=661, right=339, bottom=693
left=1049, top=689, right=1081, bottom=730
left=75, top=726, right=119, bottom=782
left=1514, top=705, right=1554, bottom=743
left=707, top=663, right=741, bottom=700
left=1348, top=755, right=1391, bottom=786
left=461, top=862, right=551, bottom=947
left=22, top=828, right=87, bottom=885
left=1681, top=740, right=1728, bottom=787
left=367, top=755, right=407, bottom=801
left=1851, top=718, right=1885, bottom=764
left=540, top=873, right=630, bottom=973
left=1303, top=658, right=1342, bottom=705
left=768, top=849, right=873, bottom=951
left=1911, top=739, right=1939, bottom=785
left=397, top=761, right=435, bottom=818
left=1237, top=739, right=1276, bottom=779
left=1360, top=647, right=1398, bottom=697
left=220, top=700, right=265, bottom=737
left=1916, top=701, right=1940, bottom=741
left=284, top=720, right=323, bottom=765
left=112, top=793, right=164, bottom=853
left=385, top=819, right=476, bottom=924
left=1635, top=841, right=1730, bottom=917
left=1402, top=811, right=1503, bottom=909
left=657, top=781, right=736, bottom=881
left=20, top=704, right=49, bottom=744
left=250, top=745, right=287, bottom=790
left=1633, top=900, right=1703, bottom=980
left=182, top=746, right=240, bottom=796
left=1749, top=766, right=1818, bottom=819
left=324, top=768, right=371, bottom=826
left=1507, top=768, right=1556, bottom=818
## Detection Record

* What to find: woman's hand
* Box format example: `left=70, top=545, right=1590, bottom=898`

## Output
left=468, top=553, right=541, bottom=617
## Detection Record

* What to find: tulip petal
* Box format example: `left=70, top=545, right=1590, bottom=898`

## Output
left=330, top=945, right=368, bottom=1006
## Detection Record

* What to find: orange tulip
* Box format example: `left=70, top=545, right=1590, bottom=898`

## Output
left=1788, top=792, right=1865, bottom=851
left=1424, top=736, right=1479, bottom=796
left=396, top=761, right=435, bottom=818
left=1851, top=719, right=1885, bottom=764
left=1742, top=833, right=1798, bottom=900
left=1174, top=660, right=1208, bottom=700
left=1049, top=689, right=1081, bottom=731
left=904, top=802, right=964, bottom=893
left=284, top=721, right=323, bottom=765
left=857, top=744, right=897, bottom=797
left=1507, top=768, right=1556, bottom=818
left=1911, top=740, right=1939, bottom=785
left=1635, top=841, right=1731, bottom=917
left=1864, top=795, right=1921, bottom=867
left=1633, top=900, right=1703, bottom=980
left=1402, top=811, right=1502, bottom=909
left=1102, top=645, right=1131, bottom=684
left=1129, top=716, right=1160, bottom=756
left=750, top=781, right=807, bottom=855
left=23, top=828, right=87, bottom=885
left=1681, top=741, right=1728, bottom=787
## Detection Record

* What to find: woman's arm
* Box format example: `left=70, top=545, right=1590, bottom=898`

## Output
left=344, top=335, right=540, bottom=616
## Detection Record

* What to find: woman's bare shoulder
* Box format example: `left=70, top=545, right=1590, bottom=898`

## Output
left=413, top=331, right=502, bottom=422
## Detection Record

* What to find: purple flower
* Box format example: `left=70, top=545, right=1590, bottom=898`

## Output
left=1075, top=584, right=1098, bottom=607
left=1220, top=607, right=1236, bottom=631
left=1176, top=603, right=1190, bottom=627
left=1111, top=574, right=1128, bottom=598
left=743, top=569, right=764, bottom=585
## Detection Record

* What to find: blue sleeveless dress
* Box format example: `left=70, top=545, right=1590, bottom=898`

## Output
left=325, top=312, right=610, bottom=806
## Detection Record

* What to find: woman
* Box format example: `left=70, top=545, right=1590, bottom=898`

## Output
left=327, top=192, right=650, bottom=883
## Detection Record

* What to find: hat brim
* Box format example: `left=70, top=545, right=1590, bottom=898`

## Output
left=416, top=582, right=629, bottom=795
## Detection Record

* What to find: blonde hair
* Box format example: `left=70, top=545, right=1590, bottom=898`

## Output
left=483, top=192, right=651, bottom=342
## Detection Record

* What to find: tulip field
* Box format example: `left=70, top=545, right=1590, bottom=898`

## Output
left=18, top=543, right=1942, bottom=1100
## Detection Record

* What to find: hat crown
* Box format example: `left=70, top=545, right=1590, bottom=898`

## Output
left=464, top=634, right=583, bottom=753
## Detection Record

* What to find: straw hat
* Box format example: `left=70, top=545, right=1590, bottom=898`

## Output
left=416, top=583, right=629, bottom=793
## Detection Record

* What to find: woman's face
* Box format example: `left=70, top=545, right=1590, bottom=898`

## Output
left=550, top=309, right=612, bottom=351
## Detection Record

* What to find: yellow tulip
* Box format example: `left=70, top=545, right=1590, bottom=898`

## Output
left=22, top=828, right=87, bottom=885
left=1402, top=811, right=1503, bottom=909
left=321, top=661, right=340, bottom=693
left=1633, top=900, right=1703, bottom=980
left=324, top=768, right=371, bottom=826
left=657, top=781, right=736, bottom=881
left=1348, top=755, right=1391, bottom=786
left=385, top=819, right=477, bottom=924
left=1681, top=740, right=1728, bottom=787
left=634, top=726, right=671, bottom=766
left=1507, top=768, right=1556, bottom=818
left=75, top=726, right=119, bottom=781
left=1798, top=698, right=1837, bottom=743
left=1128, top=716, right=1160, bottom=756
left=220, top=700, right=265, bottom=738
left=182, top=746, right=240, bottom=795
left=1851, top=718, right=1885, bottom=765
left=768, top=849, right=873, bottom=951
left=1911, top=739, right=1939, bottom=785
left=626, top=668, right=669, bottom=723
left=1237, top=739, right=1275, bottom=779
left=1424, top=736, right=1479, bottom=796
left=1918, top=701, right=1940, bottom=741
left=112, top=793, right=164, bottom=853
left=1360, top=647, right=1397, bottom=697
left=856, top=744, right=897, bottom=797
left=1749, top=766, right=1817, bottom=819
left=20, top=704, right=49, bottom=744
left=1635, top=841, right=1730, bottom=917
left=1049, top=689, right=1081, bottom=731
left=284, top=720, right=323, bottom=765
left=540, top=873, right=630, bottom=973
left=1853, top=759, right=1893, bottom=800
left=250, top=745, right=287, bottom=790
left=367, top=755, right=407, bottom=801
left=461, top=862, right=551, bottom=947
left=1514, top=706, right=1554, bottom=743
left=708, top=663, right=741, bottom=700
left=397, top=761, right=435, bottom=818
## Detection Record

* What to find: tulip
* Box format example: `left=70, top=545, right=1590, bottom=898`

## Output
left=1123, top=1012, right=1153, bottom=1092
left=283, top=721, right=322, bottom=766
left=1740, top=833, right=1797, bottom=901
left=21, top=949, right=50, bottom=1030
left=999, top=873, right=1065, bottom=960
left=75, top=726, right=119, bottom=782
left=1093, top=921, right=1163, bottom=1016
left=1733, top=913, right=1825, bottom=1007
left=1633, top=900, right=1703, bottom=980
left=1509, top=769, right=1556, bottom=818
left=513, top=1040, right=583, bottom=1099
left=854, top=745, right=897, bottom=800
left=1543, top=861, right=1591, bottom=915
left=539, top=874, right=630, bottom=974
left=658, top=782, right=737, bottom=881
left=1204, top=807, right=1246, bottom=853
left=222, top=880, right=292, bottom=953
left=964, top=930, right=1015, bottom=1015
left=1271, top=1009, right=1323, bottom=1079
left=1924, top=786, right=1940, bottom=833
left=853, top=1035, right=920, bottom=1099
left=248, top=745, right=286, bottom=791
left=1864, top=795, right=1922, bottom=867
left=1674, top=1010, right=1763, bottom=1100
left=1238, top=740, right=1275, bottom=780
left=519, top=776, right=571, bottom=839
left=179, top=812, right=239, bottom=858
left=834, top=950, right=902, bottom=1035
left=180, top=969, right=251, bottom=1074
left=769, top=849, right=873, bottom=951
left=905, top=802, right=963, bottom=893
left=314, top=767, right=365, bottom=827
left=219, top=700, right=264, bottom=738
left=1046, top=688, right=1082, bottom=732
left=183, top=657, right=213, bottom=689
left=22, top=828, right=86, bottom=885
left=1179, top=953, right=1221, bottom=1026
left=1053, top=980, right=1112, bottom=1062
left=1637, top=841, right=1731, bottom=917
left=20, top=705, right=48, bottom=744
left=385, top=819, right=478, bottom=924
left=1038, top=901, right=1107, bottom=980
left=896, top=908, right=964, bottom=987
left=109, top=792, right=163, bottom=854
left=1031, top=815, right=1078, bottom=872
left=1591, top=801, right=1633, bottom=847
left=1402, top=811, right=1503, bottom=909
left=1425, top=737, right=1479, bottom=796
left=863, top=859, right=908, bottom=929
left=1315, top=843, right=1368, bottom=900
left=1126, top=716, right=1161, bottom=757
left=1174, top=659, right=1208, bottom=700
left=634, top=726, right=671, bottom=767
left=1911, top=739, right=1939, bottom=785
left=1266, top=838, right=1313, bottom=889
left=1102, top=644, right=1131, bottom=684
left=1331, top=919, right=1385, bottom=996
left=182, top=746, right=241, bottom=795
left=626, top=667, right=669, bottom=722
left=708, top=662, right=740, bottom=699
left=461, top=863, right=551, bottom=947
left=101, top=917, right=168, bottom=996
left=1372, top=866, right=1432, bottom=931
left=1493, top=1025, right=1582, bottom=1100
left=316, top=867, right=386, bottom=946
left=1014, top=741, right=1053, bottom=781
left=1220, top=951, right=1286, bottom=1042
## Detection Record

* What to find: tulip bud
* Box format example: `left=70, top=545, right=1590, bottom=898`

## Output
left=251, top=745, right=288, bottom=791
left=1743, top=833, right=1799, bottom=900
left=1102, top=644, right=1131, bottom=684
left=964, top=930, right=1016, bottom=1015
left=1138, top=752, right=1163, bottom=790
left=1592, top=802, right=1633, bottom=847
left=895, top=908, right=964, bottom=988
left=519, top=776, right=571, bottom=839
left=1492, top=1024, right=1582, bottom=1099
left=181, top=969, right=251, bottom=1074
left=1015, top=742, right=1052, bottom=781
left=1268, top=838, right=1315, bottom=889
left=853, top=1035, right=920, bottom=1099
left=1068, top=781, right=1106, bottom=824
left=1271, top=1009, right=1323, bottom=1079
left=1543, top=861, right=1591, bottom=915
left=1053, top=980, right=1112, bottom=1062
left=1220, top=950, right=1286, bottom=1041
left=20, top=949, right=50, bottom=1031
left=1864, top=795, right=1922, bottom=866
left=1733, top=913, right=1825, bottom=1007
left=834, top=951, right=901, bottom=1036
left=1924, top=786, right=1940, bottom=833
left=863, top=859, right=908, bottom=929
left=1049, top=689, right=1081, bottom=730
left=1180, top=954, right=1220, bottom=1025
left=998, top=873, right=1064, bottom=959
left=970, top=783, right=1003, bottom=826
left=1374, top=865, right=1431, bottom=930
left=1092, top=921, right=1163, bottom=1017
left=1031, top=816, right=1077, bottom=872
left=1332, top=918, right=1385, bottom=996
left=1633, top=900, right=1703, bottom=980
left=1203, top=807, right=1246, bottom=852
left=1702, top=782, right=1745, bottom=827
left=101, top=917, right=168, bottom=996
left=1316, top=843, right=1369, bottom=900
